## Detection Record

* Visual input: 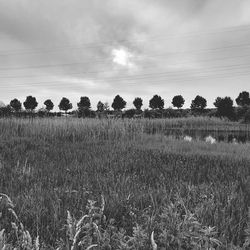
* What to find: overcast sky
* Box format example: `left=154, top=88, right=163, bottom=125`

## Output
left=0, top=0, right=250, bottom=110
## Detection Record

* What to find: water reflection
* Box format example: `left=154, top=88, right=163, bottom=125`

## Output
left=163, top=130, right=250, bottom=143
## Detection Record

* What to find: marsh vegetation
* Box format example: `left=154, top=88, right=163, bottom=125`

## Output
left=1, top=117, right=250, bottom=249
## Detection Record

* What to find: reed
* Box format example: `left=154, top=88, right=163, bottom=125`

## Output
left=0, top=117, right=250, bottom=249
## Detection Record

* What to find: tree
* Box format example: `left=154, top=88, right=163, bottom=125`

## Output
left=10, top=98, right=22, bottom=112
left=0, top=105, right=12, bottom=117
left=214, top=96, right=234, bottom=119
left=58, top=97, right=72, bottom=113
left=190, top=95, right=207, bottom=111
left=149, top=95, right=164, bottom=109
left=77, top=96, right=91, bottom=110
left=235, top=91, right=250, bottom=106
left=103, top=102, right=109, bottom=111
left=23, top=96, right=38, bottom=111
left=133, top=97, right=143, bottom=110
left=44, top=99, right=54, bottom=112
left=111, top=95, right=126, bottom=111
left=172, top=95, right=185, bottom=109
left=97, top=101, right=104, bottom=112
left=77, top=97, right=91, bottom=118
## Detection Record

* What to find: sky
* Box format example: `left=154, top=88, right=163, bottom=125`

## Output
left=0, top=0, right=250, bottom=110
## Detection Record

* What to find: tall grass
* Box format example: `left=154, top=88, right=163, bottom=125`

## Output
left=0, top=117, right=249, bottom=139
left=0, top=117, right=250, bottom=249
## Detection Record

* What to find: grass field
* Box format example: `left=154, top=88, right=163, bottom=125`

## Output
left=1, top=117, right=250, bottom=249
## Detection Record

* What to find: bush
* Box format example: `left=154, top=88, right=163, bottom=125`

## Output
left=124, top=109, right=136, bottom=118
left=207, top=109, right=218, bottom=118
left=143, top=109, right=163, bottom=118
left=0, top=105, right=12, bottom=117
left=37, top=109, right=47, bottom=117
left=243, top=108, right=250, bottom=123
left=77, top=109, right=96, bottom=118
left=162, top=108, right=188, bottom=118
left=236, top=106, right=249, bottom=121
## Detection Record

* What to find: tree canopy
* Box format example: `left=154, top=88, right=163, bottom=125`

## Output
left=149, top=95, right=164, bottom=109
left=23, top=96, right=38, bottom=111
left=190, top=95, right=207, bottom=111
left=133, top=97, right=143, bottom=110
left=44, top=99, right=54, bottom=112
left=236, top=91, right=250, bottom=106
left=97, top=101, right=104, bottom=112
left=10, top=98, right=22, bottom=112
left=214, top=96, right=234, bottom=119
left=58, top=97, right=72, bottom=113
left=77, top=96, right=91, bottom=110
left=172, top=95, right=185, bottom=109
left=111, top=95, right=126, bottom=111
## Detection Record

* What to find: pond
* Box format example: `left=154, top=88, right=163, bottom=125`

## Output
left=163, top=129, right=250, bottom=143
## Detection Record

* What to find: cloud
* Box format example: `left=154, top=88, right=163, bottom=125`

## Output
left=0, top=0, right=250, bottom=108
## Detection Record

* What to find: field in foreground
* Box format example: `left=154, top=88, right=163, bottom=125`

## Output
left=1, top=117, right=250, bottom=249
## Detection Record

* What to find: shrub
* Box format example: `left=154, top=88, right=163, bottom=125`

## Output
left=243, top=108, right=250, bottom=123
left=124, top=109, right=136, bottom=118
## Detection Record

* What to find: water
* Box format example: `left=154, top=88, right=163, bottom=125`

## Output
left=163, top=129, right=250, bottom=143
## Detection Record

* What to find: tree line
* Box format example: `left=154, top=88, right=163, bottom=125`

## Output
left=1, top=91, right=250, bottom=121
